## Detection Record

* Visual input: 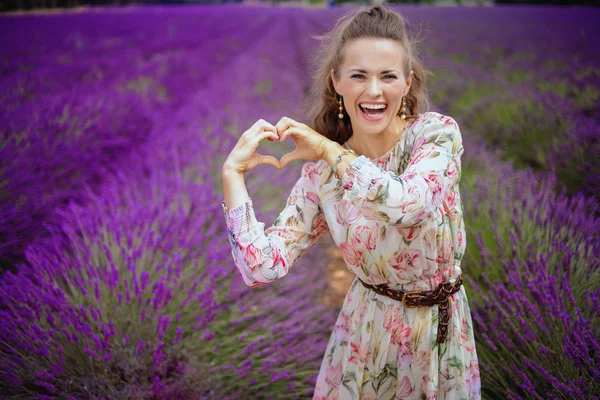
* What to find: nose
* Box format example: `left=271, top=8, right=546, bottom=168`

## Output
left=367, top=77, right=382, bottom=96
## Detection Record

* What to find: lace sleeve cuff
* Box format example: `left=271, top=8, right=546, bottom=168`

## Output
left=221, top=199, right=258, bottom=236
left=341, top=155, right=371, bottom=192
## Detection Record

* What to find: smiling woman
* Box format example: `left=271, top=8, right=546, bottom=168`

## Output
left=331, top=37, right=413, bottom=160
left=221, top=5, right=481, bottom=399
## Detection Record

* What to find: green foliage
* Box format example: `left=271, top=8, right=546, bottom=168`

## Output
left=124, top=76, right=169, bottom=102
left=455, top=91, right=563, bottom=169
left=573, top=84, right=599, bottom=110
left=254, top=79, right=273, bottom=95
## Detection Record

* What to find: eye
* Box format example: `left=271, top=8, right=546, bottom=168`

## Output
left=351, top=74, right=365, bottom=79
left=383, top=74, right=397, bottom=80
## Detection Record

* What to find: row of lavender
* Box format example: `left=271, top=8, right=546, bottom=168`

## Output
left=1, top=5, right=598, bottom=399
left=0, top=5, right=276, bottom=270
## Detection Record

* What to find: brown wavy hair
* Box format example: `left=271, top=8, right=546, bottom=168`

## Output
left=304, top=5, right=432, bottom=145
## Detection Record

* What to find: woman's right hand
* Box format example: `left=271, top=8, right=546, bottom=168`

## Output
left=222, top=119, right=281, bottom=175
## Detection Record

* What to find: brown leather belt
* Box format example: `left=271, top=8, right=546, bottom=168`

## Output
left=358, top=275, right=463, bottom=344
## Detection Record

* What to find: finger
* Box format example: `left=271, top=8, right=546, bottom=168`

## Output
left=251, top=119, right=277, bottom=137
left=279, top=149, right=300, bottom=168
left=254, top=153, right=280, bottom=169
left=244, top=119, right=265, bottom=138
left=276, top=117, right=298, bottom=138
left=275, top=119, right=289, bottom=139
left=251, top=118, right=271, bottom=130
left=261, top=125, right=279, bottom=140
left=279, top=126, right=301, bottom=143
left=256, top=130, right=279, bottom=143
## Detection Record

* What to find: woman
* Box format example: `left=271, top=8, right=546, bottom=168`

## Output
left=221, top=5, right=480, bottom=399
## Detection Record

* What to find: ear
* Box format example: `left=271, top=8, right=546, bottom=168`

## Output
left=404, top=70, right=414, bottom=95
left=330, top=68, right=340, bottom=95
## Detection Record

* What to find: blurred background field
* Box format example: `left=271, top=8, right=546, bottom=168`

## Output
left=3, top=0, right=600, bottom=14
left=1, top=2, right=599, bottom=399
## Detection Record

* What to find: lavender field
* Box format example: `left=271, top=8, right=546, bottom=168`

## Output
left=1, top=4, right=599, bottom=399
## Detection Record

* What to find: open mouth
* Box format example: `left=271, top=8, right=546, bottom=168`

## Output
left=359, top=103, right=387, bottom=121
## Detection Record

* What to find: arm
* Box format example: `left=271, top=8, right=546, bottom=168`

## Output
left=327, top=114, right=463, bottom=228
left=222, top=167, right=251, bottom=212
left=222, top=162, right=329, bottom=287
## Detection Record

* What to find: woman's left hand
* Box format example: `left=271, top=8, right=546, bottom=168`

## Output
left=276, top=117, right=332, bottom=168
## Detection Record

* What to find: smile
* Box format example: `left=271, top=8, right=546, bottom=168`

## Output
left=359, top=103, right=387, bottom=121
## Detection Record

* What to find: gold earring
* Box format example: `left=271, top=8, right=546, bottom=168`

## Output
left=338, top=96, right=344, bottom=119
left=400, top=96, right=407, bottom=120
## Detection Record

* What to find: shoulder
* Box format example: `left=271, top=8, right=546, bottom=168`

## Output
left=411, top=112, right=464, bottom=155
left=414, top=111, right=460, bottom=132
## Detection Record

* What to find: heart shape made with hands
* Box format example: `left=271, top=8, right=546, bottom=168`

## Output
left=260, top=117, right=327, bottom=170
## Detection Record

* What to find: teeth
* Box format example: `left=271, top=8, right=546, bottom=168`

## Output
left=360, top=103, right=386, bottom=110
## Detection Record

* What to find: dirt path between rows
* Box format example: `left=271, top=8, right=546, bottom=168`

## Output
left=320, top=236, right=354, bottom=308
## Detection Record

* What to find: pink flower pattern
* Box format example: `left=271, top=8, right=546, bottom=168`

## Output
left=335, top=199, right=362, bottom=227
left=222, top=112, right=480, bottom=399
left=350, top=224, right=379, bottom=251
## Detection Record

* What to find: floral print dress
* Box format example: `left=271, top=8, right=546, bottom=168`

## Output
left=222, top=111, right=481, bottom=399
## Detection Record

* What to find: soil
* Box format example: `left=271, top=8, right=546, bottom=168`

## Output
left=320, top=235, right=354, bottom=309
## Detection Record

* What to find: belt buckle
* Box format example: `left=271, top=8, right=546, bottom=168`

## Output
left=401, top=291, right=424, bottom=308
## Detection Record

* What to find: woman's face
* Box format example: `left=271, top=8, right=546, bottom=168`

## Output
left=331, top=37, right=412, bottom=136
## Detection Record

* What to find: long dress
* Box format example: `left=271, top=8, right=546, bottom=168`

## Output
left=221, top=111, right=481, bottom=399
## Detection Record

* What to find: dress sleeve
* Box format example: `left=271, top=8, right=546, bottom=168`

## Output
left=221, top=161, right=329, bottom=287
left=340, top=113, right=463, bottom=228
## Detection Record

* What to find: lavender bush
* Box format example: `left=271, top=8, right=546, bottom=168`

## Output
left=454, top=133, right=600, bottom=398
left=0, top=139, right=336, bottom=397
left=0, top=6, right=284, bottom=271
left=0, top=88, right=152, bottom=271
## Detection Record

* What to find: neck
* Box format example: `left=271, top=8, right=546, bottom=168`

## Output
left=348, top=117, right=408, bottom=159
